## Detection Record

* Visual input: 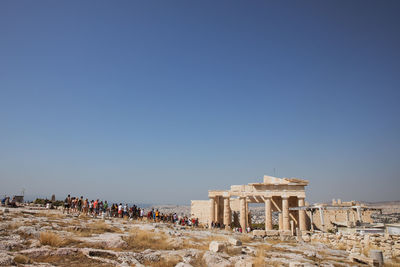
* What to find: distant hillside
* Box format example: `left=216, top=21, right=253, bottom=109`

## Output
left=363, top=200, right=400, bottom=206
left=362, top=200, right=400, bottom=214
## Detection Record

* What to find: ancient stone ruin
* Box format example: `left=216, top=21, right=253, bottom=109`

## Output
left=192, top=175, right=381, bottom=236
left=191, top=175, right=308, bottom=234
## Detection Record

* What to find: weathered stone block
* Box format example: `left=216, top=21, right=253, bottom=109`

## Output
left=280, top=230, right=291, bottom=235
left=252, top=230, right=266, bottom=237
left=265, top=230, right=279, bottom=236
left=209, top=241, right=226, bottom=253
left=202, top=251, right=232, bottom=267
left=228, top=238, right=242, bottom=246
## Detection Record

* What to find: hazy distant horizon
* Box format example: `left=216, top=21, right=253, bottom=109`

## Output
left=7, top=190, right=400, bottom=207
left=1, top=1, right=399, bottom=204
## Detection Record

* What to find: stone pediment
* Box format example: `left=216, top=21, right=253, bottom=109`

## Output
left=262, top=175, right=309, bottom=186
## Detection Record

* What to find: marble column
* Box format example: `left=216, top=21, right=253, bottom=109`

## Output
left=290, top=220, right=294, bottom=236
left=245, top=199, right=249, bottom=228
left=209, top=197, right=215, bottom=227
left=215, top=197, right=220, bottom=224
left=309, top=210, right=314, bottom=231
left=278, top=212, right=283, bottom=230
left=282, top=197, right=290, bottom=231
left=356, top=206, right=362, bottom=223
left=265, top=197, right=272, bottom=230
left=223, top=197, right=231, bottom=228
left=240, top=197, right=247, bottom=231
left=298, top=197, right=306, bottom=232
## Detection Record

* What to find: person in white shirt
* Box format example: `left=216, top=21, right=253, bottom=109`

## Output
left=118, top=203, right=123, bottom=218
left=124, top=204, right=128, bottom=217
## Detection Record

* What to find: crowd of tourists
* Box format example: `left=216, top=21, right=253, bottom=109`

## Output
left=62, top=194, right=199, bottom=227
left=1, top=196, right=17, bottom=207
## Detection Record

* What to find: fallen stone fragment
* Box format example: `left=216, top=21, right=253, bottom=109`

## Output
left=202, top=251, right=232, bottom=267
left=228, top=238, right=242, bottom=246
left=209, top=241, right=226, bottom=252
left=175, top=263, right=193, bottom=267
left=252, top=230, right=266, bottom=237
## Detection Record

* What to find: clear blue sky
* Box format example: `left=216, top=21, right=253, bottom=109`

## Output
left=1, top=1, right=399, bottom=204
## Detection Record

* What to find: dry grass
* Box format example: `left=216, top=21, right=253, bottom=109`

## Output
left=33, top=252, right=113, bottom=266
left=253, top=247, right=266, bottom=267
left=197, top=234, right=227, bottom=244
left=39, top=231, right=63, bottom=246
left=68, top=228, right=93, bottom=237
left=6, top=221, right=23, bottom=230
left=190, top=252, right=206, bottom=267
left=88, top=221, right=120, bottom=233
left=124, top=229, right=175, bottom=251
left=68, top=221, right=121, bottom=237
left=6, top=212, right=21, bottom=218
left=252, top=243, right=283, bottom=267
left=36, top=212, right=64, bottom=219
left=78, top=214, right=90, bottom=221
left=181, top=238, right=209, bottom=251
left=39, top=231, right=80, bottom=247
left=13, top=254, right=32, bottom=264
left=238, top=234, right=253, bottom=244
left=225, top=246, right=243, bottom=256
left=336, top=242, right=347, bottom=251
left=23, top=219, right=38, bottom=226
left=62, top=236, right=81, bottom=247
left=384, top=261, right=400, bottom=267
left=386, top=257, right=400, bottom=267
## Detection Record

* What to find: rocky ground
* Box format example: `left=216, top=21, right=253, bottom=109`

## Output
left=1, top=206, right=399, bottom=267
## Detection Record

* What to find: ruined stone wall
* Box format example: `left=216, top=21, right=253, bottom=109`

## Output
left=191, top=198, right=241, bottom=225
left=310, top=209, right=376, bottom=232
left=190, top=200, right=210, bottom=225
left=307, top=232, right=400, bottom=259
